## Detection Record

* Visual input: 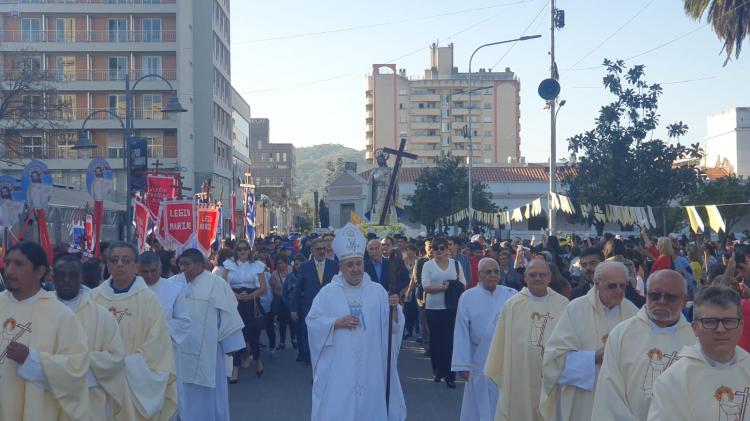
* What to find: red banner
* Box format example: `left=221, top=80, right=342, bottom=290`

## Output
left=164, top=200, right=194, bottom=247
left=196, top=207, right=220, bottom=256
left=92, top=201, right=104, bottom=258
left=133, top=200, right=149, bottom=253
left=146, top=175, right=177, bottom=221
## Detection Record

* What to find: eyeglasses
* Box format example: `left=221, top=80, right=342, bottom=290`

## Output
left=108, top=255, right=133, bottom=264
left=646, top=291, right=682, bottom=303
left=236, top=247, right=249, bottom=252
left=695, top=317, right=741, bottom=330
left=605, top=283, right=627, bottom=291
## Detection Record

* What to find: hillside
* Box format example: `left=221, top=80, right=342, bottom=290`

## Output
left=294, top=143, right=369, bottom=204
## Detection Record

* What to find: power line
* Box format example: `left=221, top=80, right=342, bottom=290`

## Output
left=569, top=74, right=719, bottom=89
left=564, top=0, right=656, bottom=72
left=490, top=0, right=549, bottom=71
left=236, top=0, right=536, bottom=44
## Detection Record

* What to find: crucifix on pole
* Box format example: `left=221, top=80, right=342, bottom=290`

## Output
left=151, top=159, right=163, bottom=176
left=172, top=173, right=192, bottom=200
left=378, top=138, right=417, bottom=226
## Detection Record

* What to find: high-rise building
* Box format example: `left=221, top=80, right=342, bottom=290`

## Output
left=0, top=0, right=234, bottom=216
left=705, top=107, right=750, bottom=177
left=365, top=43, right=521, bottom=166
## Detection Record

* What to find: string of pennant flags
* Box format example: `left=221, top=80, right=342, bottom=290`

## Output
left=437, top=192, right=747, bottom=233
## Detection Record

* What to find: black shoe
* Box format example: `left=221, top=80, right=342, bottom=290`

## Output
left=433, top=375, right=442, bottom=383
left=446, top=380, right=456, bottom=389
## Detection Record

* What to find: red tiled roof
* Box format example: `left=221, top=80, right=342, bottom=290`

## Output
left=703, top=167, right=732, bottom=180
left=359, top=165, right=574, bottom=183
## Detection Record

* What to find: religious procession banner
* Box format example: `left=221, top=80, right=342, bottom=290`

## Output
left=245, top=190, right=256, bottom=246
left=196, top=207, right=220, bottom=257
left=0, top=175, right=24, bottom=228
left=87, top=157, right=114, bottom=258
left=164, top=200, right=195, bottom=249
left=20, top=160, right=53, bottom=263
left=133, top=200, right=150, bottom=254
left=146, top=175, right=177, bottom=222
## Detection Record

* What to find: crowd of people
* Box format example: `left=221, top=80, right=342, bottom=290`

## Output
left=0, top=224, right=749, bottom=420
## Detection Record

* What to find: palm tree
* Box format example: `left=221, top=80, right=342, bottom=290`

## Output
left=684, top=0, right=750, bottom=64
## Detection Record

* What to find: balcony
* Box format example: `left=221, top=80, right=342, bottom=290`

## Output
left=1, top=30, right=176, bottom=43
left=411, top=135, right=440, bottom=144
left=3, top=68, right=177, bottom=83
left=410, top=108, right=439, bottom=116
left=48, top=107, right=176, bottom=121
left=410, top=94, right=441, bottom=102
left=3, top=144, right=177, bottom=162
left=411, top=122, right=439, bottom=130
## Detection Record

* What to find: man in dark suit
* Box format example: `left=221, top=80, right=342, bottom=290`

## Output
left=570, top=248, right=604, bottom=299
left=291, top=237, right=338, bottom=364
left=364, top=239, right=409, bottom=294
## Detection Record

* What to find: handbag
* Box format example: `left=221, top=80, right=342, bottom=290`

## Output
left=444, top=260, right=464, bottom=312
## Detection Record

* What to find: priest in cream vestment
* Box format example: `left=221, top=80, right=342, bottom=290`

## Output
left=0, top=242, right=90, bottom=421
left=484, top=258, right=569, bottom=421
left=306, top=223, right=406, bottom=421
left=172, top=248, right=246, bottom=421
left=451, top=258, right=517, bottom=421
left=92, top=242, right=177, bottom=421
left=54, top=254, right=137, bottom=421
left=648, top=286, right=750, bottom=421
left=591, top=270, right=695, bottom=421
left=540, top=261, right=637, bottom=421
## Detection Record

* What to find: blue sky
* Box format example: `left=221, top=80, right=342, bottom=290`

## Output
left=230, top=0, right=749, bottom=162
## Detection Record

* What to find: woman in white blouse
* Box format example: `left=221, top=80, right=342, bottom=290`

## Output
left=421, top=237, right=466, bottom=389
left=222, top=239, right=267, bottom=382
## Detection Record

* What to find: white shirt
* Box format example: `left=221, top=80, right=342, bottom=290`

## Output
left=223, top=259, right=266, bottom=290
left=421, top=258, right=466, bottom=310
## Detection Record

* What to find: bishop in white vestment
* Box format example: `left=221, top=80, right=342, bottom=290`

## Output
left=172, top=249, right=246, bottom=421
left=452, top=257, right=517, bottom=421
left=591, top=270, right=695, bottom=420
left=306, top=223, right=406, bottom=421
left=484, top=258, right=569, bottom=421
left=648, top=286, right=749, bottom=421
left=540, top=261, right=638, bottom=421
left=92, top=242, right=177, bottom=421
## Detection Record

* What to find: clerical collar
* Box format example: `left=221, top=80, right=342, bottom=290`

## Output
left=647, top=317, right=680, bottom=334
left=9, top=288, right=44, bottom=304
left=700, top=346, right=737, bottom=368
left=527, top=291, right=549, bottom=302
left=58, top=293, right=81, bottom=312
left=111, top=277, right=137, bottom=294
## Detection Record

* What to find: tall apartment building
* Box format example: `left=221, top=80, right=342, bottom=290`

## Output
left=0, top=0, right=234, bottom=216
left=365, top=43, right=521, bottom=166
left=248, top=117, right=296, bottom=232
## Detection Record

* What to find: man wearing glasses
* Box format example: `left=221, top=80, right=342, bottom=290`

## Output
left=91, top=241, right=177, bottom=421
left=540, top=261, right=638, bottom=421
left=648, top=286, right=749, bottom=421
left=591, top=270, right=695, bottom=420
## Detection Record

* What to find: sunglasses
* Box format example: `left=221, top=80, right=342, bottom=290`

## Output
left=108, top=256, right=133, bottom=264
left=236, top=247, right=250, bottom=252
left=646, top=291, right=682, bottom=303
left=695, top=317, right=741, bottom=330
left=435, top=245, right=448, bottom=252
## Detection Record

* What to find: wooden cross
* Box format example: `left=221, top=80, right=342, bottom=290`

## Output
left=151, top=159, right=163, bottom=176
left=172, top=172, right=192, bottom=200
left=378, top=138, right=417, bottom=225
left=736, top=386, right=750, bottom=421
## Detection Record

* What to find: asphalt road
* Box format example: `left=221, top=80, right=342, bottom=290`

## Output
left=229, top=333, right=464, bottom=420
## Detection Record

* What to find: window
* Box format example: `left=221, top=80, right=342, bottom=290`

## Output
left=21, top=95, right=43, bottom=118
left=144, top=133, right=163, bottom=157
left=483, top=144, right=492, bottom=151
left=399, top=104, right=406, bottom=110
left=441, top=122, right=450, bottom=132
left=282, top=152, right=287, bottom=162
left=21, top=56, right=42, bottom=74
left=483, top=116, right=492, bottom=123
left=142, top=94, right=162, bottom=119
left=55, top=56, right=76, bottom=81
left=55, top=18, right=75, bottom=42
left=483, top=88, right=492, bottom=95
left=106, top=133, right=125, bottom=158
left=484, top=158, right=492, bottom=164
left=55, top=132, right=77, bottom=159
left=22, top=136, right=44, bottom=159
left=483, top=130, right=492, bottom=137
left=483, top=103, right=492, bottom=109
left=399, top=89, right=408, bottom=96
left=21, top=18, right=41, bottom=42
left=57, top=95, right=76, bottom=120
left=141, top=18, right=161, bottom=42
left=108, top=94, right=126, bottom=117
left=108, top=18, right=128, bottom=42
left=442, top=135, right=450, bottom=146
left=108, top=56, right=127, bottom=80
left=142, top=56, right=162, bottom=79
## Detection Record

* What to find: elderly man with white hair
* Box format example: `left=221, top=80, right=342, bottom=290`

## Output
left=540, top=260, right=638, bottom=421
left=305, top=223, right=406, bottom=421
left=451, top=257, right=517, bottom=421
left=591, top=269, right=695, bottom=420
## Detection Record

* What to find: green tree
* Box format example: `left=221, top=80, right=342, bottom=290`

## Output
left=682, top=175, right=750, bottom=236
left=406, top=158, right=496, bottom=234
left=684, top=0, right=750, bottom=64
left=564, top=59, right=703, bottom=234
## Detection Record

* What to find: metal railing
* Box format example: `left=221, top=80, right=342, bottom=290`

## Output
left=3, top=68, right=176, bottom=82
left=3, top=144, right=177, bottom=160
left=1, top=29, right=176, bottom=43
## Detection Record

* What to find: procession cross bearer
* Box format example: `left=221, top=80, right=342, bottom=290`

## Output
left=54, top=254, right=137, bottom=421
left=171, top=248, right=245, bottom=421
left=451, top=257, right=517, bottom=421
left=591, top=269, right=695, bottom=420
left=92, top=241, right=177, bottom=421
left=540, top=260, right=638, bottom=421
left=484, top=257, right=569, bottom=421
left=306, top=222, right=407, bottom=421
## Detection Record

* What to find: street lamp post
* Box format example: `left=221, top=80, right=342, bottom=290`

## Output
left=466, top=35, right=541, bottom=234
left=74, top=73, right=187, bottom=242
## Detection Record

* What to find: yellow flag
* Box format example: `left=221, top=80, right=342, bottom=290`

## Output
left=684, top=206, right=705, bottom=233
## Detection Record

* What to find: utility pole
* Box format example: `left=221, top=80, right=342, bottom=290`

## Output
left=548, top=0, right=557, bottom=233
